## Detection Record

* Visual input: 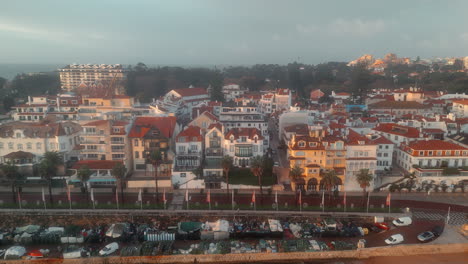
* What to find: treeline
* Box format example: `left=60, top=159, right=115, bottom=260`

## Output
left=0, top=73, right=60, bottom=112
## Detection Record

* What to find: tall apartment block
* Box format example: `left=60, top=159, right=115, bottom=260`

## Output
left=58, top=64, right=125, bottom=92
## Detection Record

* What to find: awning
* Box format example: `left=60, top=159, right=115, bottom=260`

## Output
left=4, top=151, right=34, bottom=159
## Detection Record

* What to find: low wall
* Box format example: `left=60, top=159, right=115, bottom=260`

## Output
left=3, top=243, right=467, bottom=264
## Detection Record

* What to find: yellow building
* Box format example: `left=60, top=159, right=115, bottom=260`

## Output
left=288, top=134, right=345, bottom=191
left=78, top=95, right=135, bottom=120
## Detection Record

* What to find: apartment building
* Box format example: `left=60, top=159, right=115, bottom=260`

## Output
left=219, top=102, right=269, bottom=147
left=172, top=126, right=204, bottom=189
left=258, top=89, right=292, bottom=114
left=79, top=120, right=131, bottom=169
left=0, top=121, right=81, bottom=175
left=344, top=130, right=377, bottom=191
left=203, top=123, right=224, bottom=189
left=373, top=135, right=394, bottom=171
left=368, top=101, right=429, bottom=118
left=223, top=127, right=265, bottom=167
left=78, top=95, right=134, bottom=121
left=222, top=83, right=246, bottom=101
left=153, top=87, right=209, bottom=116
left=59, top=64, right=125, bottom=92
left=12, top=94, right=81, bottom=122
left=397, top=139, right=468, bottom=172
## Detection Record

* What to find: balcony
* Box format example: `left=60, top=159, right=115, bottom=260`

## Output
left=206, top=147, right=223, bottom=157
left=176, top=150, right=201, bottom=156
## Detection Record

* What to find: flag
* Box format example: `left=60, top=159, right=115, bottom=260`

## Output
left=321, top=191, right=325, bottom=207
left=298, top=190, right=302, bottom=206
left=138, top=189, right=142, bottom=202
left=67, top=185, right=71, bottom=202
left=251, top=191, right=256, bottom=203
left=206, top=190, right=211, bottom=203
left=386, top=193, right=391, bottom=206
left=275, top=191, right=278, bottom=204
left=90, top=188, right=95, bottom=202
left=41, top=187, right=46, bottom=202
left=163, top=189, right=167, bottom=203
left=115, top=188, right=119, bottom=204
left=185, top=189, right=189, bottom=202
left=343, top=192, right=347, bottom=206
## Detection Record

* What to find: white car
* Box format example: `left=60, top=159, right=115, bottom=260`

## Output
left=392, top=217, right=412, bottom=227
left=99, top=242, right=119, bottom=256
left=385, top=234, right=404, bottom=245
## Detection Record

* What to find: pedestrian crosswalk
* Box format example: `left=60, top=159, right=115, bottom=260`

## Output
left=412, top=210, right=467, bottom=226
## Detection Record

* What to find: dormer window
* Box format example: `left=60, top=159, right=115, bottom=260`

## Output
left=309, top=142, right=317, bottom=147
left=152, top=130, right=159, bottom=136
left=298, top=141, right=306, bottom=147
left=16, top=133, right=21, bottom=138
left=113, top=128, right=120, bottom=133
left=358, top=141, right=364, bottom=145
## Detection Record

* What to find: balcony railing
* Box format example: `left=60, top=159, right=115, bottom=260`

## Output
left=206, top=148, right=223, bottom=156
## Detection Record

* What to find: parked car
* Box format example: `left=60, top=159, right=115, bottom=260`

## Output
left=374, top=222, right=390, bottom=230
left=99, top=242, right=119, bottom=256
left=392, top=217, right=412, bottom=227
left=385, top=234, right=404, bottom=245
left=431, top=225, right=444, bottom=237
left=274, top=161, right=280, bottom=167
left=417, top=231, right=435, bottom=242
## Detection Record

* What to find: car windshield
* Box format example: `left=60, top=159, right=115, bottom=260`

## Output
left=389, top=237, right=395, bottom=241
left=423, top=232, right=431, bottom=237
left=396, top=219, right=403, bottom=223
left=103, top=247, right=110, bottom=252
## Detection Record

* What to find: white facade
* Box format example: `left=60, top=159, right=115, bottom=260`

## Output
left=344, top=143, right=377, bottom=191
left=223, top=128, right=265, bottom=167
left=222, top=84, right=246, bottom=101
left=452, top=100, right=468, bottom=118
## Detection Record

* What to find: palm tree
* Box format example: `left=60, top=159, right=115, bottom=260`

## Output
left=148, top=150, right=163, bottom=204
left=289, top=165, right=304, bottom=183
left=320, top=169, right=339, bottom=200
left=112, top=163, right=127, bottom=205
left=221, top=155, right=233, bottom=196
left=355, top=168, right=373, bottom=206
left=77, top=165, right=91, bottom=203
left=38, top=151, right=63, bottom=205
left=250, top=155, right=264, bottom=204
left=0, top=163, right=20, bottom=204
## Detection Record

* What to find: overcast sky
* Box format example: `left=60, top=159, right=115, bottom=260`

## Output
left=2, top=0, right=468, bottom=65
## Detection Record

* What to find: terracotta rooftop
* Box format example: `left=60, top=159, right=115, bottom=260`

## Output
left=176, top=126, right=203, bottom=142
left=173, top=88, right=208, bottom=97
left=128, top=116, right=177, bottom=138
left=0, top=121, right=81, bottom=138
left=453, top=99, right=468, bottom=106
left=403, top=140, right=467, bottom=151
left=373, top=123, right=422, bottom=138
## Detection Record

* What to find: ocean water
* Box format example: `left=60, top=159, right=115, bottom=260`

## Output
left=0, top=64, right=62, bottom=80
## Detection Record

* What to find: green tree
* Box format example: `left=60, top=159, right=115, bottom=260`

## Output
left=0, top=163, right=20, bottom=204
left=148, top=150, right=163, bottom=204
left=221, top=155, right=233, bottom=196
left=112, top=162, right=127, bottom=205
left=77, top=165, right=91, bottom=203
left=355, top=169, right=373, bottom=205
left=350, top=63, right=372, bottom=104
left=38, top=151, right=63, bottom=205
left=289, top=165, right=303, bottom=181
left=320, top=170, right=339, bottom=200
left=250, top=155, right=265, bottom=204
left=2, top=96, right=15, bottom=112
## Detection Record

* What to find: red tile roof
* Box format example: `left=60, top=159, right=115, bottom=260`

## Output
left=276, top=88, right=290, bottom=96
left=173, top=88, right=207, bottom=97
left=346, top=129, right=374, bottom=145
left=128, top=116, right=177, bottom=138
left=224, top=127, right=263, bottom=140
left=453, top=99, right=468, bottom=106
left=176, top=126, right=202, bottom=142
left=403, top=140, right=467, bottom=151
left=200, top=111, right=218, bottom=122
left=208, top=123, right=223, bottom=130
left=71, top=160, right=122, bottom=170
left=373, top=123, right=422, bottom=138
left=336, top=92, right=351, bottom=96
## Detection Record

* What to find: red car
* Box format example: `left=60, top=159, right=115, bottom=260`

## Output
left=374, top=222, right=390, bottom=230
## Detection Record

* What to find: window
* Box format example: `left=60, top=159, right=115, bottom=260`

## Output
left=113, top=128, right=120, bottom=133
left=112, top=154, right=125, bottom=160
left=111, top=145, right=124, bottom=152
left=87, top=145, right=97, bottom=150
left=16, top=133, right=21, bottom=138
left=379, top=145, right=382, bottom=149
left=0, top=142, right=3, bottom=149
left=295, top=151, right=305, bottom=156
left=377, top=153, right=382, bottom=157
left=428, top=151, right=433, bottom=156
left=455, top=151, right=460, bottom=156
left=190, top=145, right=198, bottom=151
left=61, top=100, right=67, bottom=104
left=419, top=151, right=424, bottom=156
left=85, top=127, right=96, bottom=134
left=309, top=142, right=317, bottom=147
left=253, top=145, right=258, bottom=152
left=135, top=151, right=139, bottom=159
left=241, top=136, right=247, bottom=142
left=17, top=143, right=23, bottom=150
left=60, top=143, right=66, bottom=150
left=181, top=173, right=186, bottom=177
left=27, top=143, right=32, bottom=149
left=383, top=153, right=388, bottom=157
left=298, top=141, right=306, bottom=147
left=87, top=154, right=98, bottom=159
left=178, top=146, right=186, bottom=153
left=8, top=142, right=13, bottom=149
left=72, top=100, right=78, bottom=104
left=134, top=139, right=139, bottom=146
left=385, top=145, right=389, bottom=149
left=36, top=142, right=42, bottom=150
left=230, top=146, right=234, bottom=152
